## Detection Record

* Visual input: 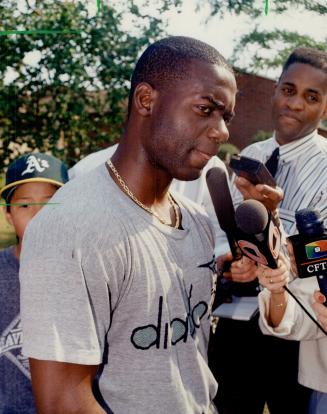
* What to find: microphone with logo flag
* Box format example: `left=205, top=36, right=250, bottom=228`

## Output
left=235, top=203, right=327, bottom=333
left=288, top=208, right=327, bottom=305
left=234, top=199, right=281, bottom=269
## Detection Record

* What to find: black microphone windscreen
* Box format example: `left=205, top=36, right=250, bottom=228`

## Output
left=206, top=167, right=236, bottom=234
left=206, top=167, right=242, bottom=260
left=235, top=200, right=269, bottom=234
left=295, top=208, right=324, bottom=236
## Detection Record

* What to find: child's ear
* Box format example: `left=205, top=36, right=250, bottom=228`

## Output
left=4, top=206, right=14, bottom=227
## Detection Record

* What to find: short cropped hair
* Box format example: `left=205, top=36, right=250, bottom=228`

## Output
left=127, top=36, right=233, bottom=116
left=281, top=47, right=327, bottom=78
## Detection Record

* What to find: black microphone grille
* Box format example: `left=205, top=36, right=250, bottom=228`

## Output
left=235, top=199, right=269, bottom=234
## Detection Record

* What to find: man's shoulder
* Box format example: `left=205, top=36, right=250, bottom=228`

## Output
left=69, top=144, right=118, bottom=179
left=315, top=133, right=327, bottom=152
left=301, top=133, right=327, bottom=164
left=23, top=169, right=127, bottom=255
left=29, top=166, right=111, bottom=228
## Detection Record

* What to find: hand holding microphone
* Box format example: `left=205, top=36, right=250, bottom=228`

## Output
left=234, top=199, right=281, bottom=269
left=236, top=196, right=290, bottom=326
left=234, top=198, right=289, bottom=299
left=224, top=256, right=258, bottom=283
left=256, top=255, right=290, bottom=327
left=256, top=254, right=290, bottom=294
left=206, top=168, right=282, bottom=285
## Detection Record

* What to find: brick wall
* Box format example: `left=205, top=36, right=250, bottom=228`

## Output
left=228, top=72, right=275, bottom=151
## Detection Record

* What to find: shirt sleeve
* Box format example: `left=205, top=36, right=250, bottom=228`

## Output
left=20, top=210, right=113, bottom=365
left=258, top=277, right=326, bottom=341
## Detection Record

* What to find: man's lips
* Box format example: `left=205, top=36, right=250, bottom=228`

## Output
left=279, top=112, right=301, bottom=123
left=194, top=149, right=215, bottom=161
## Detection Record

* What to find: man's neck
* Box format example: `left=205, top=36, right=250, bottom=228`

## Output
left=275, top=129, right=316, bottom=146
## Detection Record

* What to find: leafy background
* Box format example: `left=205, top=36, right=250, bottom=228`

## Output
left=0, top=0, right=326, bottom=251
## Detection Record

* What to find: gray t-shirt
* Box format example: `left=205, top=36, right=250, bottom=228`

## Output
left=20, top=164, right=218, bottom=414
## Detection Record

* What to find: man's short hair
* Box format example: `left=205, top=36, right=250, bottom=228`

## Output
left=281, top=47, right=327, bottom=79
left=127, top=36, right=233, bottom=116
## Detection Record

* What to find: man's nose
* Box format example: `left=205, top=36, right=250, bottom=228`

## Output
left=287, top=94, right=305, bottom=111
left=207, top=118, right=229, bottom=143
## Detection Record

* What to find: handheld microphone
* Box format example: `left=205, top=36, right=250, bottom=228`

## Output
left=288, top=208, right=327, bottom=305
left=206, top=166, right=243, bottom=305
left=234, top=199, right=281, bottom=269
left=206, top=167, right=241, bottom=260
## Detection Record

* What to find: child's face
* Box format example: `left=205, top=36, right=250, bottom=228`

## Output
left=5, top=182, right=58, bottom=242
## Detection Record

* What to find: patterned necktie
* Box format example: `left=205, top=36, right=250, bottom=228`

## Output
left=265, top=147, right=280, bottom=178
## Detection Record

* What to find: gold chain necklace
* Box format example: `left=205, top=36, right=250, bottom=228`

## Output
left=107, top=159, right=180, bottom=229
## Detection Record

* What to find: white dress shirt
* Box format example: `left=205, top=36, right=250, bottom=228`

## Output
left=232, top=130, right=327, bottom=235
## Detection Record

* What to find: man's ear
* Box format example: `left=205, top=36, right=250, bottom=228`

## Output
left=322, top=102, right=327, bottom=121
left=133, top=82, right=158, bottom=117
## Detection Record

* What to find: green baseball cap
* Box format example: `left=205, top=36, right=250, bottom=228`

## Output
left=0, top=153, right=69, bottom=202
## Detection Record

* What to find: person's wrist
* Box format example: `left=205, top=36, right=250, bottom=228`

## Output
left=270, top=291, right=287, bottom=308
left=271, top=290, right=285, bottom=297
left=271, top=209, right=280, bottom=224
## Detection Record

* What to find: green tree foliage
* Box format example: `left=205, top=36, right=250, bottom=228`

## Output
left=231, top=27, right=326, bottom=74
left=203, top=0, right=263, bottom=19
left=204, top=0, right=327, bottom=18
left=0, top=0, right=169, bottom=169
left=251, top=129, right=272, bottom=144
left=218, top=142, right=240, bottom=162
left=201, top=0, right=326, bottom=73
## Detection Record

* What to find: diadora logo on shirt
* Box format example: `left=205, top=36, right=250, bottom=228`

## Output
left=131, top=284, right=208, bottom=350
left=198, top=255, right=216, bottom=273
left=0, top=315, right=31, bottom=378
left=22, top=155, right=50, bottom=175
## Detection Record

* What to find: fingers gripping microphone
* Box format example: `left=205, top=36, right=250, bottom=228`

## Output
left=206, top=167, right=241, bottom=260
left=234, top=199, right=281, bottom=269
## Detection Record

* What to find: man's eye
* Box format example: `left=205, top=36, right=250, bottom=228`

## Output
left=282, top=87, right=293, bottom=95
left=19, top=204, right=29, bottom=208
left=223, top=115, right=232, bottom=125
left=307, top=95, right=318, bottom=103
left=198, top=105, right=212, bottom=114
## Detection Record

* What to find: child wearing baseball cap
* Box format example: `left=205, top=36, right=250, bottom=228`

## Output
left=0, top=152, right=68, bottom=413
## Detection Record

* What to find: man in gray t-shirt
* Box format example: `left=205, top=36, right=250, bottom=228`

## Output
left=20, top=36, right=237, bottom=413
